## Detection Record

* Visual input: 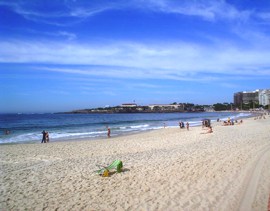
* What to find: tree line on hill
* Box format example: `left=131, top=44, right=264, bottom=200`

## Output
left=214, top=101, right=269, bottom=111
left=61, top=102, right=268, bottom=114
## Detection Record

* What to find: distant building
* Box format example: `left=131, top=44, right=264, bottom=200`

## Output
left=259, top=90, right=270, bottom=106
left=234, top=90, right=259, bottom=106
left=234, top=89, right=270, bottom=108
left=244, top=90, right=259, bottom=103
left=204, top=106, right=215, bottom=112
left=233, top=92, right=243, bottom=106
left=121, top=103, right=137, bottom=108
left=148, top=104, right=184, bottom=111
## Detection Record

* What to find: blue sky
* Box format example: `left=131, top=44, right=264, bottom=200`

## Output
left=1, top=0, right=270, bottom=113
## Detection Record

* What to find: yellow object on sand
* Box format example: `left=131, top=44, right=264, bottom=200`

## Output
left=102, top=169, right=109, bottom=177
left=96, top=160, right=123, bottom=177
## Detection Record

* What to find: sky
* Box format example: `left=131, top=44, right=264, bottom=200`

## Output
left=0, top=0, right=270, bottom=113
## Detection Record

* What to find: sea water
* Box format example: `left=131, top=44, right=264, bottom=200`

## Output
left=0, top=112, right=253, bottom=144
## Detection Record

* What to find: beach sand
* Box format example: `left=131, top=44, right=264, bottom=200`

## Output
left=1, top=116, right=270, bottom=210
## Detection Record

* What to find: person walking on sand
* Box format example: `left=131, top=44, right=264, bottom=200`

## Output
left=107, top=126, right=111, bottom=138
left=186, top=122, right=189, bottom=131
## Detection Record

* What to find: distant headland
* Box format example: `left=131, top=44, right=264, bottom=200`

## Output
left=59, top=102, right=241, bottom=114
left=60, top=89, right=270, bottom=114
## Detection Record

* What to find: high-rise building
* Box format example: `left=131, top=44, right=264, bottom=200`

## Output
left=242, top=90, right=259, bottom=104
left=259, top=89, right=270, bottom=106
left=233, top=92, right=243, bottom=106
left=234, top=89, right=270, bottom=108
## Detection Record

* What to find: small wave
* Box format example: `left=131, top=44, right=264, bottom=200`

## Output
left=0, top=132, right=40, bottom=144
left=130, top=124, right=149, bottom=129
left=0, top=130, right=109, bottom=144
left=227, top=112, right=252, bottom=121
left=119, top=124, right=149, bottom=130
left=51, top=131, right=107, bottom=139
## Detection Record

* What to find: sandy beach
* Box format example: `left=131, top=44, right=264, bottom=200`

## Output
left=1, top=115, right=270, bottom=210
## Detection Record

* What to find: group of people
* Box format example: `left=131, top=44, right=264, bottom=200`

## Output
left=41, top=130, right=50, bottom=143
left=178, top=120, right=211, bottom=133
left=222, top=118, right=243, bottom=126
left=179, top=121, right=190, bottom=130
left=201, top=119, right=213, bottom=134
left=254, top=114, right=267, bottom=120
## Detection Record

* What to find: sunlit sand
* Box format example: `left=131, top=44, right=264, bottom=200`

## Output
left=1, top=116, right=270, bottom=210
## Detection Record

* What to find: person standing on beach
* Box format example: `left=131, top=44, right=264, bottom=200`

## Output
left=41, top=130, right=46, bottom=143
left=181, top=121, right=185, bottom=128
left=45, top=131, right=49, bottom=143
left=107, top=126, right=111, bottom=138
left=179, top=121, right=184, bottom=129
left=186, top=122, right=189, bottom=131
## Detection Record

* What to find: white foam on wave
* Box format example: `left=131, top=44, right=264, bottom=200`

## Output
left=119, top=124, right=149, bottom=130
left=0, top=132, right=40, bottom=144
left=130, top=124, right=149, bottom=129
left=227, top=112, right=252, bottom=121
left=0, top=130, right=108, bottom=144
left=51, top=131, right=106, bottom=139
left=188, top=121, right=202, bottom=127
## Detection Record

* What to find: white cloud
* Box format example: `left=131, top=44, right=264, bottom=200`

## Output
left=1, top=39, right=269, bottom=81
left=0, top=1, right=126, bottom=25
left=0, top=0, right=253, bottom=25
left=141, top=0, right=251, bottom=21
left=69, top=5, right=115, bottom=18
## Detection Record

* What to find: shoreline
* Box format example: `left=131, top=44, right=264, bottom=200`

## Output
left=1, top=114, right=270, bottom=210
left=0, top=111, right=261, bottom=145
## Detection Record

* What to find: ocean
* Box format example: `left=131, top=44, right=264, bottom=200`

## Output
left=0, top=112, right=254, bottom=144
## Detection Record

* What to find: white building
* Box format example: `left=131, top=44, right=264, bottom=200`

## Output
left=148, top=104, right=184, bottom=111
left=259, top=89, right=270, bottom=106
left=234, top=89, right=270, bottom=107
left=121, top=103, right=137, bottom=108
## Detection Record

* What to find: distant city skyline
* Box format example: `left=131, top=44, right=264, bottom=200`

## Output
left=1, top=0, right=270, bottom=113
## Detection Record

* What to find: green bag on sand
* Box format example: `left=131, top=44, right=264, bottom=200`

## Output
left=96, top=160, right=123, bottom=176
left=109, top=160, right=123, bottom=173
